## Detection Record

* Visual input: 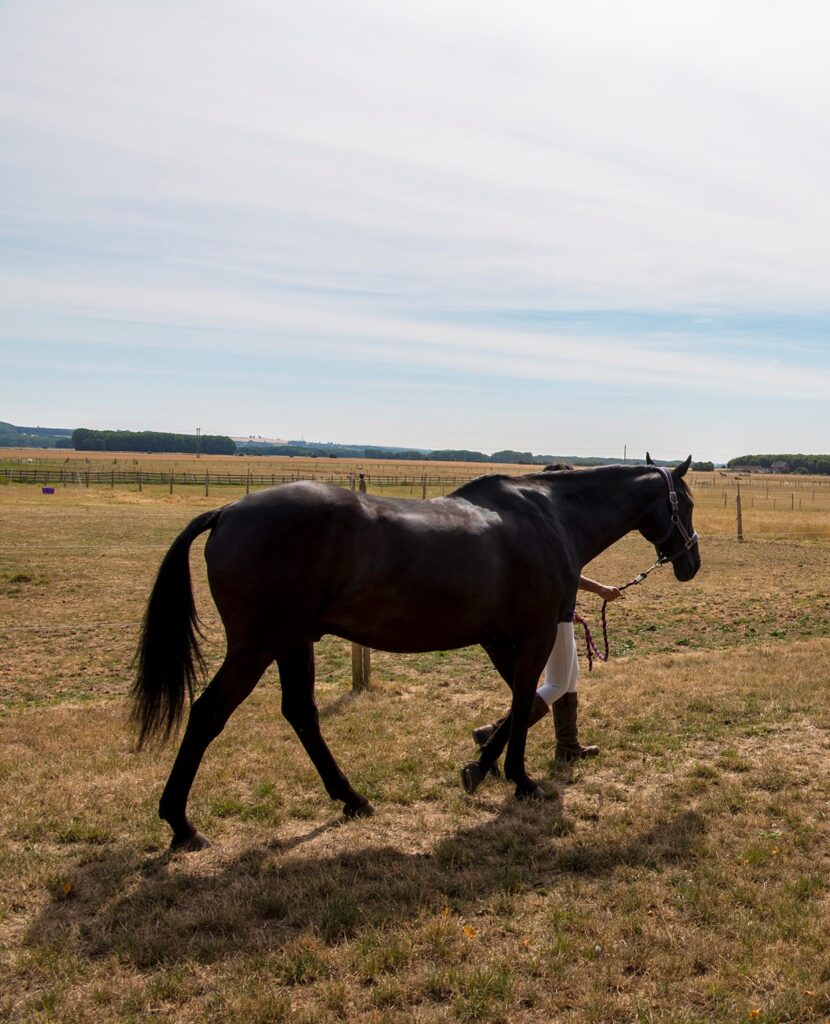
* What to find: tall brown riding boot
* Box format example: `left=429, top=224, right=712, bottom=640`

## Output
left=553, top=692, right=600, bottom=761
left=472, top=693, right=551, bottom=749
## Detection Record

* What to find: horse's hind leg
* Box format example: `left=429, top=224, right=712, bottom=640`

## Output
left=278, top=641, right=374, bottom=819
left=159, top=645, right=272, bottom=851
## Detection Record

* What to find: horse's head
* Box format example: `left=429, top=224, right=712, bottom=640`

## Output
left=640, top=454, right=700, bottom=582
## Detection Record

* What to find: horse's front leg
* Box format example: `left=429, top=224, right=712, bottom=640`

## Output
left=462, top=641, right=514, bottom=794
left=502, top=682, right=544, bottom=799
left=464, top=639, right=550, bottom=799
left=503, top=642, right=552, bottom=800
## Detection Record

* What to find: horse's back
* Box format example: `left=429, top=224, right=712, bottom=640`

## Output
left=206, top=481, right=507, bottom=588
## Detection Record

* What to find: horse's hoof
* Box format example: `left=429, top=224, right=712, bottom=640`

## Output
left=515, top=783, right=547, bottom=802
left=170, top=830, right=211, bottom=853
left=489, top=763, right=502, bottom=778
left=462, top=761, right=485, bottom=795
left=343, top=798, right=375, bottom=819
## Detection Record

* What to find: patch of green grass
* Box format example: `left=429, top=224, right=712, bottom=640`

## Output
left=452, top=965, right=514, bottom=1022
left=320, top=891, right=362, bottom=941
left=352, top=931, right=411, bottom=980
left=274, top=936, right=331, bottom=985
left=210, top=796, right=247, bottom=818
left=757, top=767, right=790, bottom=792
left=717, top=747, right=752, bottom=772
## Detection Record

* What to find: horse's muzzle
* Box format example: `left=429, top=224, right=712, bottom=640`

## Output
left=672, top=547, right=701, bottom=582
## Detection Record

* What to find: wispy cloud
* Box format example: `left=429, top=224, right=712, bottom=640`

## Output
left=6, top=272, right=829, bottom=400
left=2, top=0, right=830, bottom=459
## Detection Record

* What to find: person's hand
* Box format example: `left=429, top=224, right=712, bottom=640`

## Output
left=598, top=585, right=623, bottom=602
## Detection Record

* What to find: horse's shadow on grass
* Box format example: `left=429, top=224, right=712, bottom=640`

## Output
left=26, top=788, right=706, bottom=968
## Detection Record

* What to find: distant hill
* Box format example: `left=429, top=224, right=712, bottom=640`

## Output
left=0, top=421, right=72, bottom=448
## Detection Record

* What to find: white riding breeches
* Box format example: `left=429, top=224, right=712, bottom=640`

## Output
left=536, top=620, right=579, bottom=707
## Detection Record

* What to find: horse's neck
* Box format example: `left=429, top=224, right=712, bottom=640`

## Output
left=557, top=469, right=654, bottom=566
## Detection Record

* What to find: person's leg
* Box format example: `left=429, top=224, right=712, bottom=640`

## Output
left=536, top=619, right=576, bottom=707
left=472, top=621, right=572, bottom=749
left=550, top=623, right=599, bottom=760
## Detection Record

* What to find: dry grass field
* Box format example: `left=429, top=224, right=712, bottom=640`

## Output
left=2, top=458, right=830, bottom=1022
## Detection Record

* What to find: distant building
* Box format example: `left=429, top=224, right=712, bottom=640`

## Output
left=232, top=435, right=289, bottom=446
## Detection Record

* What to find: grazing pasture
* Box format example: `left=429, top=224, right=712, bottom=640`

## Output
left=1, top=459, right=830, bottom=1022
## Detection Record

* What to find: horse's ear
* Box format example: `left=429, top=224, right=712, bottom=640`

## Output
left=673, top=455, right=692, bottom=479
left=646, top=452, right=655, bottom=465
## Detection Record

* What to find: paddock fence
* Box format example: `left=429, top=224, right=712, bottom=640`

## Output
left=0, top=466, right=492, bottom=493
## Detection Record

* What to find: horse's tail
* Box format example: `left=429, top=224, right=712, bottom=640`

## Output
left=130, top=508, right=221, bottom=748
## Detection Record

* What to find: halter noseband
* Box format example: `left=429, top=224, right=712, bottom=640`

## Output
left=652, top=466, right=699, bottom=564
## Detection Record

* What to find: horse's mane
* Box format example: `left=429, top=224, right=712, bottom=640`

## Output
left=450, top=463, right=693, bottom=504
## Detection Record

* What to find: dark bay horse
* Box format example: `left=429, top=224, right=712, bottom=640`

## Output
left=132, top=457, right=700, bottom=850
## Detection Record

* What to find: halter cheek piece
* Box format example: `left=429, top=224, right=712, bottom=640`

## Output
left=652, top=466, right=699, bottom=564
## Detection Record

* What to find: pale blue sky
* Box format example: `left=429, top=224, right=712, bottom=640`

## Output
left=2, top=0, right=830, bottom=463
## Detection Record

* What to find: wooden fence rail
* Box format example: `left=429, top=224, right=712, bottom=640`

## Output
left=0, top=467, right=495, bottom=489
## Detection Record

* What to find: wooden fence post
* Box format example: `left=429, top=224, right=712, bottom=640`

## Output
left=205, top=471, right=209, bottom=497
left=351, top=643, right=371, bottom=691
left=169, top=471, right=174, bottom=495
left=736, top=482, right=744, bottom=543
left=422, top=475, right=427, bottom=499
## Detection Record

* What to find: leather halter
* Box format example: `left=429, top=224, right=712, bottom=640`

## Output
left=652, top=466, right=699, bottom=564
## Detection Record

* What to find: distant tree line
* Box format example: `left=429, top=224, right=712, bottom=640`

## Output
left=362, top=448, right=679, bottom=466
left=72, top=428, right=236, bottom=455
left=728, top=454, right=830, bottom=475
left=240, top=442, right=671, bottom=466
left=239, top=443, right=345, bottom=458
left=0, top=419, right=698, bottom=468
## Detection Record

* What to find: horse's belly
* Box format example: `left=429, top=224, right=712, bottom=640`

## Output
left=320, top=575, right=507, bottom=653
left=325, top=617, right=486, bottom=654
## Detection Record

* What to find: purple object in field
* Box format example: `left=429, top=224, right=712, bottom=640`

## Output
left=41, top=487, right=55, bottom=495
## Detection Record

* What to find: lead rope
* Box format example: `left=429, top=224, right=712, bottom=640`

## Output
left=573, top=557, right=666, bottom=671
